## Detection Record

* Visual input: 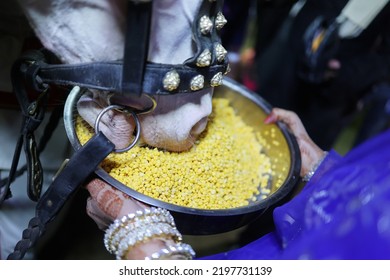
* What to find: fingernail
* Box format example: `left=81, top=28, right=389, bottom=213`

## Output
left=264, top=114, right=274, bottom=124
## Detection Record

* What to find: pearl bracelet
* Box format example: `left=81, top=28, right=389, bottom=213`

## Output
left=302, top=151, right=328, bottom=182
left=144, top=243, right=196, bottom=260
left=116, top=222, right=183, bottom=259
left=104, top=207, right=175, bottom=254
left=103, top=207, right=195, bottom=260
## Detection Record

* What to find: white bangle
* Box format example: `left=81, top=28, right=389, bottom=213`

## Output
left=302, top=151, right=328, bottom=182
left=144, top=243, right=196, bottom=260
left=104, top=207, right=175, bottom=254
left=116, top=222, right=183, bottom=259
left=103, top=207, right=188, bottom=260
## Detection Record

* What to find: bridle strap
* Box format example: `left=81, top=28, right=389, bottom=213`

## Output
left=0, top=50, right=66, bottom=204
left=7, top=132, right=115, bottom=260
left=0, top=51, right=51, bottom=203
left=122, top=0, right=152, bottom=96
left=185, top=0, right=225, bottom=66
left=0, top=105, right=64, bottom=203
left=36, top=132, right=115, bottom=225
left=26, top=60, right=228, bottom=95
left=18, top=0, right=229, bottom=96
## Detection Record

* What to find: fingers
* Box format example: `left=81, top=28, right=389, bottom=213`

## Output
left=85, top=178, right=124, bottom=220
left=264, top=108, right=325, bottom=177
left=85, top=178, right=149, bottom=220
left=264, top=108, right=308, bottom=137
left=85, top=178, right=175, bottom=259
left=86, top=197, right=113, bottom=230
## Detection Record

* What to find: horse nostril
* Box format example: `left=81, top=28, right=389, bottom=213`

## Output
left=190, top=117, right=208, bottom=136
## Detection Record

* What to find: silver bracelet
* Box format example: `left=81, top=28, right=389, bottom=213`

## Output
left=116, top=222, right=183, bottom=259
left=103, top=207, right=187, bottom=260
left=144, top=243, right=196, bottom=260
left=302, top=151, right=328, bottom=182
left=104, top=207, right=175, bottom=254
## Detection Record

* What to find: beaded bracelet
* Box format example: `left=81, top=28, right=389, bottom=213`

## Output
left=144, top=243, right=196, bottom=260
left=302, top=151, right=329, bottom=182
left=104, top=207, right=175, bottom=254
left=116, top=222, right=183, bottom=259
left=103, top=207, right=195, bottom=260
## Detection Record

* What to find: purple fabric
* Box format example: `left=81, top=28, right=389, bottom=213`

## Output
left=201, top=129, right=390, bottom=259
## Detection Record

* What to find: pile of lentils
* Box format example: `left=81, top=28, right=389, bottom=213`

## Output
left=76, top=98, right=273, bottom=210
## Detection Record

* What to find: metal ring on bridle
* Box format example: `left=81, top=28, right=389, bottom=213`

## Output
left=94, top=105, right=141, bottom=153
left=134, top=94, right=157, bottom=115
left=107, top=93, right=157, bottom=115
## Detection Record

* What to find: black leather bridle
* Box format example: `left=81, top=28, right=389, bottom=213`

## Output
left=1, top=0, right=228, bottom=259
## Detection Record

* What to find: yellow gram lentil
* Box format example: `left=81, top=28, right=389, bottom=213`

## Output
left=75, top=98, right=273, bottom=210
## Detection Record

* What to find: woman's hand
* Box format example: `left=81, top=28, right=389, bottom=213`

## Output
left=85, top=178, right=149, bottom=230
left=264, top=108, right=326, bottom=178
left=84, top=179, right=165, bottom=260
left=84, top=178, right=190, bottom=260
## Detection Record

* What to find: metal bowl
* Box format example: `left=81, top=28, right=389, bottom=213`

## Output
left=63, top=77, right=301, bottom=235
